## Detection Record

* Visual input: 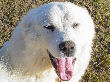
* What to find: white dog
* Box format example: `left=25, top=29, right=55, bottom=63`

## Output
left=0, top=2, right=95, bottom=82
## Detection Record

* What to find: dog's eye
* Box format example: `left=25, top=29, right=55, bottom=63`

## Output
left=44, top=25, right=55, bottom=32
left=72, top=23, right=79, bottom=28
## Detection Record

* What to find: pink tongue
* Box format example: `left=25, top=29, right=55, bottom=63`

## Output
left=57, top=58, right=75, bottom=81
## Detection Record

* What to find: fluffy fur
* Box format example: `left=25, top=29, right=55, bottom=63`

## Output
left=0, top=2, right=95, bottom=82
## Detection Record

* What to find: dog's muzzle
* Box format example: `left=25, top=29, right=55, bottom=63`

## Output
left=47, top=49, right=76, bottom=81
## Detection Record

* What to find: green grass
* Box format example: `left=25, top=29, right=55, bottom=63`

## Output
left=0, top=0, right=110, bottom=82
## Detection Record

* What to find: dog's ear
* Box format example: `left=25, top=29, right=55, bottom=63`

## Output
left=20, top=21, right=32, bottom=33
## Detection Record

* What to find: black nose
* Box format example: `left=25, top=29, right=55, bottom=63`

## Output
left=59, top=41, right=75, bottom=57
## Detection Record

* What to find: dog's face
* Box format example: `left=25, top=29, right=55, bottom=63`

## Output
left=22, top=2, right=94, bottom=81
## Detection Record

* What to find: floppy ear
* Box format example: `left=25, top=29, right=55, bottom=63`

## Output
left=19, top=14, right=35, bottom=34
left=22, top=22, right=33, bottom=33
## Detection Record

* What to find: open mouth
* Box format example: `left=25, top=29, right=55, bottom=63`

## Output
left=47, top=50, right=76, bottom=81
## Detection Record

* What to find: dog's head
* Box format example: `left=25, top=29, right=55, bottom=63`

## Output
left=21, top=2, right=94, bottom=81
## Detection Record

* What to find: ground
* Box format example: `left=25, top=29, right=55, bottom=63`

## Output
left=0, top=0, right=110, bottom=82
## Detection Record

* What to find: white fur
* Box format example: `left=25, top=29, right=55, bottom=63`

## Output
left=0, top=2, right=95, bottom=82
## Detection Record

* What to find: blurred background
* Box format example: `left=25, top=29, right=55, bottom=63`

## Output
left=0, top=0, right=110, bottom=82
